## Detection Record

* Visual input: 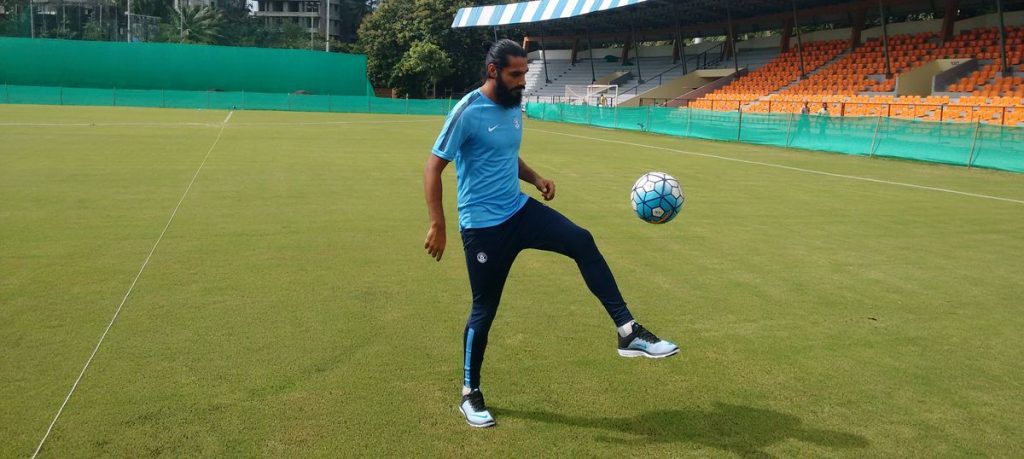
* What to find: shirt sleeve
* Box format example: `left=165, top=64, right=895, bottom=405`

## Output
left=432, top=105, right=474, bottom=161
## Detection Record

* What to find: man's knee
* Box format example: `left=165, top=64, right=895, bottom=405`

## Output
left=468, top=302, right=499, bottom=329
left=567, top=227, right=599, bottom=257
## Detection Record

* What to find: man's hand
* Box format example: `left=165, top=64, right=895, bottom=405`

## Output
left=424, top=223, right=446, bottom=261
left=535, top=177, right=556, bottom=201
left=424, top=154, right=449, bottom=262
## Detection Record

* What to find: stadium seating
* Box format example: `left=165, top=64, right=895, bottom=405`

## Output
left=525, top=56, right=695, bottom=105
left=711, top=47, right=782, bottom=72
left=525, top=45, right=783, bottom=106
left=687, top=26, right=1024, bottom=125
left=689, top=40, right=847, bottom=110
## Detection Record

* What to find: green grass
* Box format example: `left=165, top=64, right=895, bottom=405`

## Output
left=2, top=104, right=1023, bottom=456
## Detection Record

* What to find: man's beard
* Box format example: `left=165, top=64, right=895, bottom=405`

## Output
left=495, top=77, right=524, bottom=108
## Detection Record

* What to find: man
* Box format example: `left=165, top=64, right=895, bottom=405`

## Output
left=423, top=40, right=679, bottom=429
left=816, top=102, right=830, bottom=136
left=598, top=93, right=608, bottom=107
left=800, top=102, right=810, bottom=115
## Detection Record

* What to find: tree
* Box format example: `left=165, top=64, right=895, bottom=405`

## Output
left=168, top=5, right=223, bottom=44
left=358, top=0, right=488, bottom=96
left=391, top=40, right=451, bottom=97
left=275, top=19, right=311, bottom=49
left=83, top=14, right=107, bottom=40
left=0, top=0, right=29, bottom=37
left=218, top=0, right=260, bottom=46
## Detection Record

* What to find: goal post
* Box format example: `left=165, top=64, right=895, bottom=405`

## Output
left=564, top=84, right=619, bottom=106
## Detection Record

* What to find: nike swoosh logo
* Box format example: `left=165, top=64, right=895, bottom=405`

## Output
left=488, top=125, right=500, bottom=132
left=470, top=413, right=490, bottom=419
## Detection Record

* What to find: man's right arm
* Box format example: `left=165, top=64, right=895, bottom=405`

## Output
left=424, top=154, right=449, bottom=261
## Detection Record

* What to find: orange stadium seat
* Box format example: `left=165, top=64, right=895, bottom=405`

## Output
left=688, top=26, right=1024, bottom=125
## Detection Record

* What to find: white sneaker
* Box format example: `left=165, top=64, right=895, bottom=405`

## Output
left=459, top=388, right=496, bottom=428
left=617, top=322, right=680, bottom=359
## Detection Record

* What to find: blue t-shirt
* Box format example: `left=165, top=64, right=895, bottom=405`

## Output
left=432, top=89, right=529, bottom=230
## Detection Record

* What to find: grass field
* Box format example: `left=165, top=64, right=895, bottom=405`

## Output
left=2, top=104, right=1023, bottom=457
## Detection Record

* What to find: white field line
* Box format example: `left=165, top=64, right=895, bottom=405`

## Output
left=0, top=122, right=218, bottom=127
left=529, top=128, right=1024, bottom=206
left=0, top=119, right=438, bottom=128
left=228, top=119, right=438, bottom=126
left=31, top=121, right=229, bottom=459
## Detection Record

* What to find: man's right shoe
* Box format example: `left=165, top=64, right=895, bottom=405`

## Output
left=617, top=322, right=680, bottom=359
left=459, top=388, right=496, bottom=428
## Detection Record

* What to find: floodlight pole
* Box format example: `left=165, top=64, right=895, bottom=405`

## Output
left=29, top=1, right=34, bottom=38
left=630, top=13, right=643, bottom=84
left=493, top=26, right=498, bottom=42
left=791, top=0, right=805, bottom=78
left=724, top=0, right=739, bottom=74
left=879, top=0, right=892, bottom=79
left=586, top=19, right=597, bottom=83
left=127, top=0, right=132, bottom=42
left=326, top=0, right=330, bottom=51
left=675, top=16, right=687, bottom=75
left=540, top=29, right=551, bottom=84
left=996, top=0, right=1009, bottom=76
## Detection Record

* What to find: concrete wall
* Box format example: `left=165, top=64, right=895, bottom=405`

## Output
left=861, top=18, right=941, bottom=41
left=933, top=59, right=977, bottom=92
left=619, top=69, right=736, bottom=107
left=802, top=28, right=851, bottom=43
left=896, top=60, right=946, bottom=96
left=954, top=11, right=1024, bottom=33
left=583, top=47, right=620, bottom=59
left=738, top=35, right=781, bottom=50
left=595, top=71, right=631, bottom=85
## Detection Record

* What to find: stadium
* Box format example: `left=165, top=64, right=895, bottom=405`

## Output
left=2, top=0, right=1023, bottom=455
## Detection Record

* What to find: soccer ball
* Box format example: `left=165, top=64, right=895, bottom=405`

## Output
left=631, top=172, right=684, bottom=224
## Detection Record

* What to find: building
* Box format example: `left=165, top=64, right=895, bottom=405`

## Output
left=254, top=0, right=344, bottom=41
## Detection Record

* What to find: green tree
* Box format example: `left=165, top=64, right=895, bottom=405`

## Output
left=132, top=0, right=173, bottom=19
left=168, top=5, right=223, bottom=44
left=0, top=0, right=29, bottom=37
left=333, top=0, right=368, bottom=42
left=83, top=15, right=107, bottom=40
left=358, top=0, right=488, bottom=95
left=218, top=0, right=261, bottom=46
left=276, top=19, right=311, bottom=49
left=391, top=40, right=451, bottom=97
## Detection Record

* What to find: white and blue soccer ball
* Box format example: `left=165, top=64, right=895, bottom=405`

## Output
left=631, top=172, right=684, bottom=224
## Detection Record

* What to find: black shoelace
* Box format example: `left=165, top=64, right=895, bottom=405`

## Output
left=633, top=324, right=661, bottom=344
left=466, top=390, right=487, bottom=412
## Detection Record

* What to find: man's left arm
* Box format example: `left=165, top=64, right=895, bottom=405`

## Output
left=518, top=157, right=555, bottom=201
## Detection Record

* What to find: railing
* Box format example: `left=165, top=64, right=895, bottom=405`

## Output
left=621, top=65, right=683, bottom=95
left=618, top=43, right=729, bottom=96
left=638, top=98, right=673, bottom=106
left=666, top=69, right=748, bottom=108
left=692, top=98, right=1023, bottom=125
left=526, top=94, right=619, bottom=107
left=686, top=42, right=726, bottom=70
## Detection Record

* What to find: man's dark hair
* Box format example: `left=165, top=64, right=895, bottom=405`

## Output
left=484, top=39, right=528, bottom=77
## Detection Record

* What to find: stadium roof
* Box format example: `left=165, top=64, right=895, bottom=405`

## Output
left=452, top=0, right=648, bottom=28
left=453, top=0, right=1018, bottom=40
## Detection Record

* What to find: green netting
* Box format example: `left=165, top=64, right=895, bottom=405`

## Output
left=973, top=124, right=1024, bottom=170
left=0, top=37, right=368, bottom=95
left=0, top=84, right=454, bottom=116
left=524, top=102, right=1024, bottom=173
